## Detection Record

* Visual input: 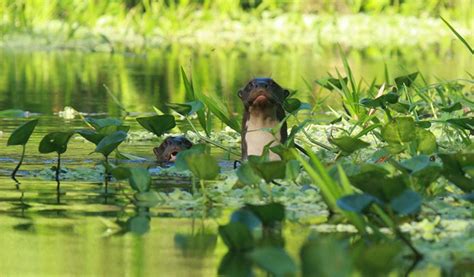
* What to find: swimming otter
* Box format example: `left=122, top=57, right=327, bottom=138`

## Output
left=154, top=136, right=193, bottom=162
left=238, top=78, right=289, bottom=160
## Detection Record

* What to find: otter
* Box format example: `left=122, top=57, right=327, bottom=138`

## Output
left=154, top=136, right=193, bottom=162
left=238, top=78, right=289, bottom=160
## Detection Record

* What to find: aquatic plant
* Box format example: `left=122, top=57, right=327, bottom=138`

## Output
left=6, top=119, right=38, bottom=182
left=38, top=131, right=75, bottom=192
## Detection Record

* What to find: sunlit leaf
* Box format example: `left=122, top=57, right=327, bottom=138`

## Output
left=382, top=117, right=416, bottom=143
left=415, top=128, right=437, bottom=154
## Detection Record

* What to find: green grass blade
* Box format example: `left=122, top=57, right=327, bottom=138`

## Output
left=440, top=16, right=473, bottom=54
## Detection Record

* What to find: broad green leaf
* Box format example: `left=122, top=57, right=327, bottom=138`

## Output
left=109, top=165, right=131, bottom=180
left=7, top=119, right=39, bottom=146
left=329, top=135, right=370, bottom=155
left=218, top=252, right=253, bottom=277
left=439, top=153, right=474, bottom=192
left=382, top=117, right=416, bottom=143
left=394, top=72, right=418, bottom=89
left=285, top=160, right=300, bottom=181
left=316, top=77, right=348, bottom=91
left=136, top=115, right=176, bottom=136
left=415, top=128, right=437, bottom=154
left=250, top=160, right=287, bottom=183
left=184, top=152, right=220, bottom=180
left=134, top=191, right=160, bottom=207
left=94, top=131, right=127, bottom=156
left=337, top=193, right=376, bottom=213
left=246, top=203, right=285, bottom=227
left=390, top=190, right=422, bottom=215
left=86, top=117, right=122, bottom=130
left=283, top=98, right=301, bottom=113
left=38, top=131, right=75, bottom=154
left=128, top=167, right=151, bottom=192
left=230, top=209, right=263, bottom=240
left=98, top=125, right=130, bottom=136
left=248, top=247, right=297, bottom=276
left=126, top=214, right=150, bottom=235
left=236, top=162, right=262, bottom=185
left=77, top=129, right=104, bottom=145
left=175, top=144, right=209, bottom=171
left=167, top=101, right=204, bottom=116
left=301, top=236, right=352, bottom=277
left=218, top=222, right=255, bottom=252
left=353, top=241, right=403, bottom=276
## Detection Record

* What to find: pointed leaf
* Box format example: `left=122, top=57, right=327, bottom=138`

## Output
left=7, top=119, right=39, bottom=146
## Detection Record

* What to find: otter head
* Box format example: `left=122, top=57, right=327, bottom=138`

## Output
left=238, top=78, right=290, bottom=109
left=153, top=136, right=193, bottom=162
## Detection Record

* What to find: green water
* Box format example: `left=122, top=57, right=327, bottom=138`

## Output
left=0, top=44, right=472, bottom=276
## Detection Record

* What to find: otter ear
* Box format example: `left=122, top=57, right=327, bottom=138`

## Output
left=238, top=89, right=243, bottom=99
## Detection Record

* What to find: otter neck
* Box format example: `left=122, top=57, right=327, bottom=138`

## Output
left=244, top=105, right=281, bottom=160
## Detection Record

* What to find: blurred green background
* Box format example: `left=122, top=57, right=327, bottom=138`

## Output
left=0, top=0, right=472, bottom=114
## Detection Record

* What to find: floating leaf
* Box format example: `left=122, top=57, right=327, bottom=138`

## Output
left=7, top=119, right=39, bottom=146
left=38, top=131, right=75, bottom=154
left=248, top=247, right=297, bottom=276
left=94, top=131, right=127, bottom=156
left=136, top=115, right=176, bottom=136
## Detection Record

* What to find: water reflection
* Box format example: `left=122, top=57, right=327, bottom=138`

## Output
left=1, top=44, right=470, bottom=116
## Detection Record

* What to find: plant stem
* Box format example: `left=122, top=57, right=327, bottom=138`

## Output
left=11, top=144, right=26, bottom=182
left=199, top=179, right=207, bottom=201
left=56, top=153, right=61, bottom=193
left=104, top=155, right=109, bottom=195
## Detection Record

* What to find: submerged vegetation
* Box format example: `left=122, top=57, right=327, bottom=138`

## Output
left=0, top=1, right=473, bottom=276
